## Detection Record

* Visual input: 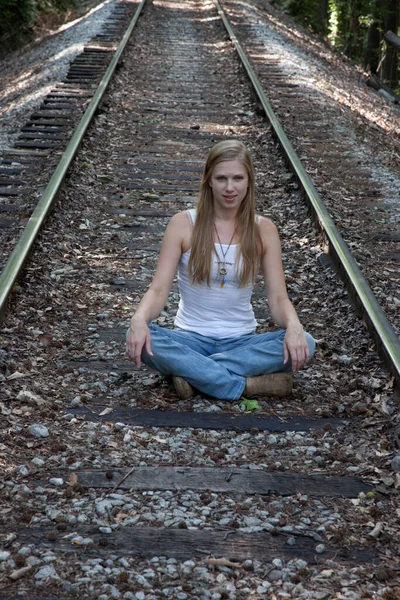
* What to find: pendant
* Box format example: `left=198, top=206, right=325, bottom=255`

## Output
left=220, top=276, right=226, bottom=288
left=219, top=264, right=227, bottom=276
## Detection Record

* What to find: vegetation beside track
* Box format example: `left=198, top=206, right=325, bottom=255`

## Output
left=0, top=0, right=99, bottom=56
left=269, top=0, right=399, bottom=92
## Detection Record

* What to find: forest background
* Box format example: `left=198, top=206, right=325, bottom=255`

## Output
left=0, top=0, right=399, bottom=91
left=278, top=0, right=399, bottom=91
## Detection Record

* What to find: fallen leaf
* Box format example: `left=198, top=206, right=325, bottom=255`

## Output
left=38, top=333, right=52, bottom=347
left=115, top=512, right=129, bottom=523
left=205, top=557, right=242, bottom=568
left=99, top=407, right=113, bottom=416
left=369, top=522, right=383, bottom=538
left=6, top=372, right=27, bottom=381
left=68, top=473, right=78, bottom=486
left=17, top=389, right=46, bottom=406
left=9, top=566, right=32, bottom=580
left=239, top=397, right=260, bottom=411
left=0, top=402, right=11, bottom=415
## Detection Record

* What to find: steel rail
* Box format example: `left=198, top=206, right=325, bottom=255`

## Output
left=0, top=0, right=147, bottom=320
left=214, top=0, right=400, bottom=392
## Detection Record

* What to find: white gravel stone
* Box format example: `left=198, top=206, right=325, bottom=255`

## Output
left=391, top=455, right=400, bottom=472
left=35, top=565, right=59, bottom=580
left=0, top=551, right=10, bottom=561
left=99, top=527, right=113, bottom=534
left=295, top=559, right=308, bottom=569
left=16, top=465, right=30, bottom=476
left=257, top=582, right=271, bottom=591
left=272, top=558, right=283, bottom=568
left=28, top=424, right=49, bottom=438
left=49, top=478, right=64, bottom=486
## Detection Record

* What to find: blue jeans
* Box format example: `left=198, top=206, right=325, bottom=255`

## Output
left=138, top=324, right=315, bottom=402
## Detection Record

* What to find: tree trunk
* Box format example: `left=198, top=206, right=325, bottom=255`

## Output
left=381, top=0, right=399, bottom=87
left=364, top=21, right=381, bottom=72
left=315, top=0, right=330, bottom=35
left=346, top=0, right=363, bottom=59
left=385, top=30, right=400, bottom=51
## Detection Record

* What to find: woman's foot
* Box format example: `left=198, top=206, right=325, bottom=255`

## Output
left=172, top=376, right=194, bottom=400
left=244, top=373, right=293, bottom=397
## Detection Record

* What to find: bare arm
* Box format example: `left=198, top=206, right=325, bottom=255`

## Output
left=260, top=217, right=310, bottom=371
left=126, top=212, right=189, bottom=367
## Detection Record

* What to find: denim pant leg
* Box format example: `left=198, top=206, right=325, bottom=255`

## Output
left=141, top=324, right=246, bottom=401
left=210, top=330, right=316, bottom=377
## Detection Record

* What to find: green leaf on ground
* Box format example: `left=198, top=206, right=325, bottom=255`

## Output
left=239, top=397, right=261, bottom=411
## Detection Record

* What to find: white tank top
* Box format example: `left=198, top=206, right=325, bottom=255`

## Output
left=174, top=209, right=257, bottom=339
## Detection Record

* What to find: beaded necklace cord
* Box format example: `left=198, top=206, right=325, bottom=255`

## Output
left=214, top=224, right=236, bottom=288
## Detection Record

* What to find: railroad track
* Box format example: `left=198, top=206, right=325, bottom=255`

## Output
left=1, top=0, right=400, bottom=597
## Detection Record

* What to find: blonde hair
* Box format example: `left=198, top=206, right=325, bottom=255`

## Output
left=188, top=140, right=264, bottom=287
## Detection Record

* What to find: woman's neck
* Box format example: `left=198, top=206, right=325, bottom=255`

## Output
left=214, top=216, right=239, bottom=245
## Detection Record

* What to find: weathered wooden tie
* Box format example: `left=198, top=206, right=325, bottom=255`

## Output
left=70, top=406, right=344, bottom=432
left=73, top=466, right=373, bottom=497
left=14, top=526, right=376, bottom=565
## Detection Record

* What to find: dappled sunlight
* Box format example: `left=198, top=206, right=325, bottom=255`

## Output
left=0, top=44, right=82, bottom=114
left=313, top=79, right=400, bottom=135
left=155, top=0, right=208, bottom=11
left=45, top=0, right=112, bottom=36
left=0, top=0, right=121, bottom=151
left=228, top=0, right=400, bottom=136
left=0, top=84, right=54, bottom=118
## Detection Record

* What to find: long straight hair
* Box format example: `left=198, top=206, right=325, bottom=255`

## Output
left=188, top=140, right=264, bottom=287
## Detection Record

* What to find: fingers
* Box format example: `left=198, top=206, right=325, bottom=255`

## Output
left=126, top=331, right=152, bottom=368
left=285, top=339, right=310, bottom=371
left=126, top=341, right=141, bottom=367
left=283, top=341, right=289, bottom=365
left=134, top=345, right=143, bottom=368
left=145, top=334, right=153, bottom=358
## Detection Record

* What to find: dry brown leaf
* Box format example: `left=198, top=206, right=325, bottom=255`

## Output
left=68, top=472, right=78, bottom=486
left=17, top=389, right=46, bottom=406
left=38, top=333, right=52, bottom=347
left=115, top=512, right=129, bottom=523
left=369, top=522, right=383, bottom=538
left=0, top=402, right=11, bottom=415
left=205, top=557, right=242, bottom=568
left=6, top=372, right=27, bottom=381
left=9, top=566, right=32, bottom=581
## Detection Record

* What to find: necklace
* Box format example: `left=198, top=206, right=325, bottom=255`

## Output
left=214, top=224, right=236, bottom=288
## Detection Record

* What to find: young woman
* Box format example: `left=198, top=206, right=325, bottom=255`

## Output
left=126, top=140, right=315, bottom=401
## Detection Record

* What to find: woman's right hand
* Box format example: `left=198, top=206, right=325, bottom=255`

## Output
left=126, top=320, right=153, bottom=368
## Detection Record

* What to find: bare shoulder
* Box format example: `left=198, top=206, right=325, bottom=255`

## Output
left=257, top=215, right=280, bottom=239
left=164, top=210, right=192, bottom=251
left=166, top=211, right=191, bottom=234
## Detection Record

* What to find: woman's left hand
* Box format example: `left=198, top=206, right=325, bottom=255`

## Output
left=283, top=325, right=310, bottom=372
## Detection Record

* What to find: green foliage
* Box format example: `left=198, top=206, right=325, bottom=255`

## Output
left=272, top=0, right=398, bottom=87
left=36, top=0, right=78, bottom=12
left=0, top=0, right=78, bottom=41
left=0, top=0, right=36, bottom=38
left=285, top=0, right=326, bottom=33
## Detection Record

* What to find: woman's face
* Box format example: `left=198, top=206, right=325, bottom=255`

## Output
left=209, top=159, right=249, bottom=212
